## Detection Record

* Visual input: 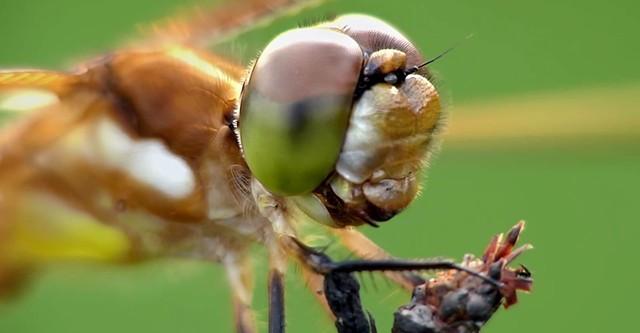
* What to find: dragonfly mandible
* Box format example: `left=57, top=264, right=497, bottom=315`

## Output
left=0, top=0, right=443, bottom=331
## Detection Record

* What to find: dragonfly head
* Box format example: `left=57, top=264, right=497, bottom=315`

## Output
left=237, top=15, right=442, bottom=227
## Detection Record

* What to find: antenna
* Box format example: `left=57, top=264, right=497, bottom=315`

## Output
left=406, top=33, right=474, bottom=74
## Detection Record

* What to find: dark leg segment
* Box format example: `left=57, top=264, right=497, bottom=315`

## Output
left=323, top=265, right=373, bottom=333
left=268, top=269, right=285, bottom=333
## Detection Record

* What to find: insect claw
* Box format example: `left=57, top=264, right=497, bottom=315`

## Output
left=284, top=236, right=335, bottom=274
left=362, top=216, right=380, bottom=228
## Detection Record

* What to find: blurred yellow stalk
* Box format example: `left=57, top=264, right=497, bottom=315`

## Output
left=446, top=83, right=640, bottom=149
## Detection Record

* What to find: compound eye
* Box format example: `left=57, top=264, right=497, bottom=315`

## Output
left=239, top=28, right=364, bottom=196
left=326, top=14, right=424, bottom=69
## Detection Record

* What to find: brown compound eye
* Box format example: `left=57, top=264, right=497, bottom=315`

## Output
left=239, top=27, right=364, bottom=196
left=325, top=14, right=424, bottom=69
left=324, top=15, right=425, bottom=98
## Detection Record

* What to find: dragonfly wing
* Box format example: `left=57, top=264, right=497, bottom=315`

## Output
left=139, top=0, right=327, bottom=48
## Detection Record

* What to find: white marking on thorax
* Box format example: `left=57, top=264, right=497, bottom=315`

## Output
left=88, top=118, right=196, bottom=199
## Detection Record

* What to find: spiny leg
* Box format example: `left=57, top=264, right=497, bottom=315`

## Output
left=300, top=245, right=373, bottom=333
left=292, top=234, right=430, bottom=324
left=268, top=239, right=288, bottom=333
left=255, top=229, right=503, bottom=333
left=269, top=243, right=334, bottom=333
left=268, top=270, right=285, bottom=333
left=223, top=253, right=256, bottom=333
left=250, top=180, right=291, bottom=333
left=331, top=227, right=426, bottom=290
left=266, top=234, right=340, bottom=332
left=298, top=264, right=334, bottom=321
left=280, top=235, right=499, bottom=333
left=285, top=236, right=498, bottom=287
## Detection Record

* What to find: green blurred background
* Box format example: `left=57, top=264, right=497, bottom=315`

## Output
left=0, top=0, right=638, bottom=332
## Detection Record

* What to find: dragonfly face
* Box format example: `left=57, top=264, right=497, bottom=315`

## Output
left=239, top=14, right=441, bottom=226
left=0, top=1, right=442, bottom=331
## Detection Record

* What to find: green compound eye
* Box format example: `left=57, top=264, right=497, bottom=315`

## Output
left=239, top=28, right=363, bottom=196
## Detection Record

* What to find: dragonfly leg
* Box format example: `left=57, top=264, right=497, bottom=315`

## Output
left=331, top=228, right=426, bottom=290
left=223, top=253, right=257, bottom=333
left=268, top=267, right=285, bottom=333
left=268, top=239, right=288, bottom=333
left=283, top=235, right=501, bottom=333
left=277, top=235, right=371, bottom=332
left=298, top=265, right=334, bottom=320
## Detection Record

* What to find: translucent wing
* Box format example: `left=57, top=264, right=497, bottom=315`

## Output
left=138, top=0, right=328, bottom=48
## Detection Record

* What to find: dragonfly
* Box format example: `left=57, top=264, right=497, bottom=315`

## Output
left=0, top=0, right=447, bottom=331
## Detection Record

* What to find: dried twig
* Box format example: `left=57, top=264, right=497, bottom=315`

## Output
left=392, top=221, right=533, bottom=333
left=312, top=221, right=533, bottom=333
